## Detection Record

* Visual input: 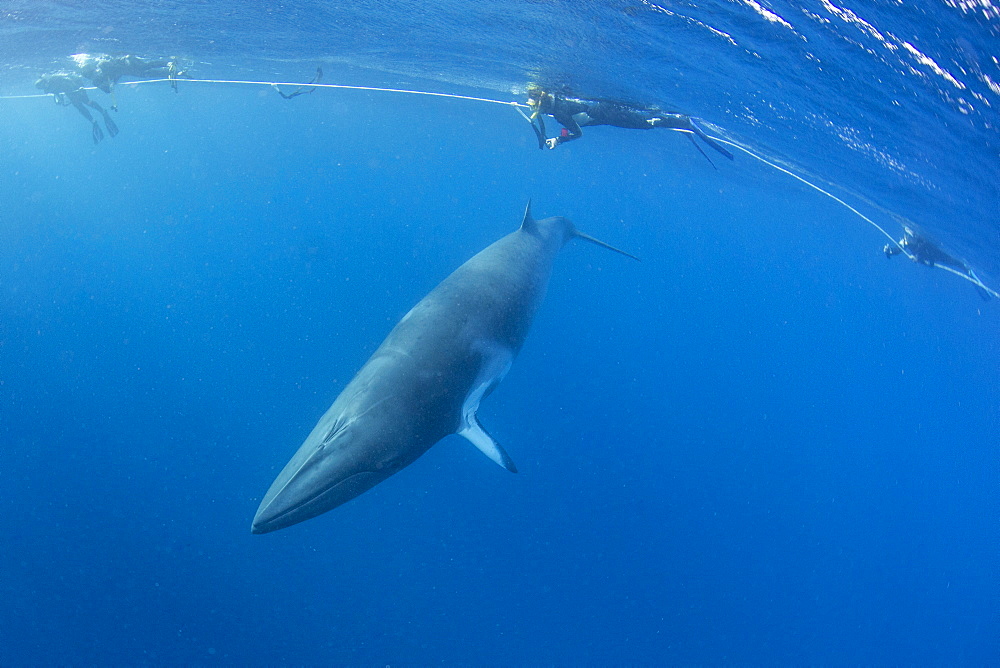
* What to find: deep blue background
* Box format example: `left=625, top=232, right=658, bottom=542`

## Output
left=2, top=8, right=999, bottom=663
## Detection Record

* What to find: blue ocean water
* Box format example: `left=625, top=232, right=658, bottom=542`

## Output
left=1, top=1, right=998, bottom=665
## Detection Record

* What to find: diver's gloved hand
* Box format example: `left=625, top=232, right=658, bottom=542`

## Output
left=545, top=137, right=559, bottom=149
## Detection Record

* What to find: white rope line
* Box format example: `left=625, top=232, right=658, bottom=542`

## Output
left=4, top=75, right=995, bottom=298
left=929, top=264, right=998, bottom=297
left=709, top=135, right=899, bottom=245
left=130, top=77, right=531, bottom=108
left=3, top=77, right=532, bottom=108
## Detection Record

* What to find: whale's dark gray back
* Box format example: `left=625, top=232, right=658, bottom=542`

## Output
left=404, top=208, right=576, bottom=355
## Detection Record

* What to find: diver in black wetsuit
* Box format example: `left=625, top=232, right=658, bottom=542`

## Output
left=74, top=54, right=189, bottom=107
left=525, top=86, right=734, bottom=162
left=35, top=71, right=119, bottom=144
left=76, top=54, right=172, bottom=92
left=884, top=226, right=968, bottom=270
left=884, top=226, right=992, bottom=300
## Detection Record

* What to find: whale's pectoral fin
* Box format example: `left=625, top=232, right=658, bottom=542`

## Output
left=459, top=414, right=518, bottom=473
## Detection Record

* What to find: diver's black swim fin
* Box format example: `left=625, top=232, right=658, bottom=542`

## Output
left=686, top=133, right=717, bottom=169
left=93, top=104, right=119, bottom=137
left=689, top=119, right=734, bottom=160
left=103, top=113, right=119, bottom=138
left=275, top=67, right=324, bottom=100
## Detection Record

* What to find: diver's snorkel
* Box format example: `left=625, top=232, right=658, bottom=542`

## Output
left=525, top=91, right=548, bottom=148
left=528, top=94, right=542, bottom=120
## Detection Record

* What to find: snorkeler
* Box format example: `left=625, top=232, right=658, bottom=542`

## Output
left=884, top=225, right=992, bottom=300
left=884, top=226, right=969, bottom=270
left=274, top=67, right=324, bottom=100
left=524, top=85, right=734, bottom=163
left=74, top=54, right=190, bottom=107
left=35, top=71, right=119, bottom=144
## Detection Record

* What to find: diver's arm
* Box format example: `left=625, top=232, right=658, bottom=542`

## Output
left=545, top=111, right=583, bottom=149
left=883, top=243, right=904, bottom=258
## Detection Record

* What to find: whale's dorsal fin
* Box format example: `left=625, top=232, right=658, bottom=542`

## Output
left=520, top=200, right=538, bottom=234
